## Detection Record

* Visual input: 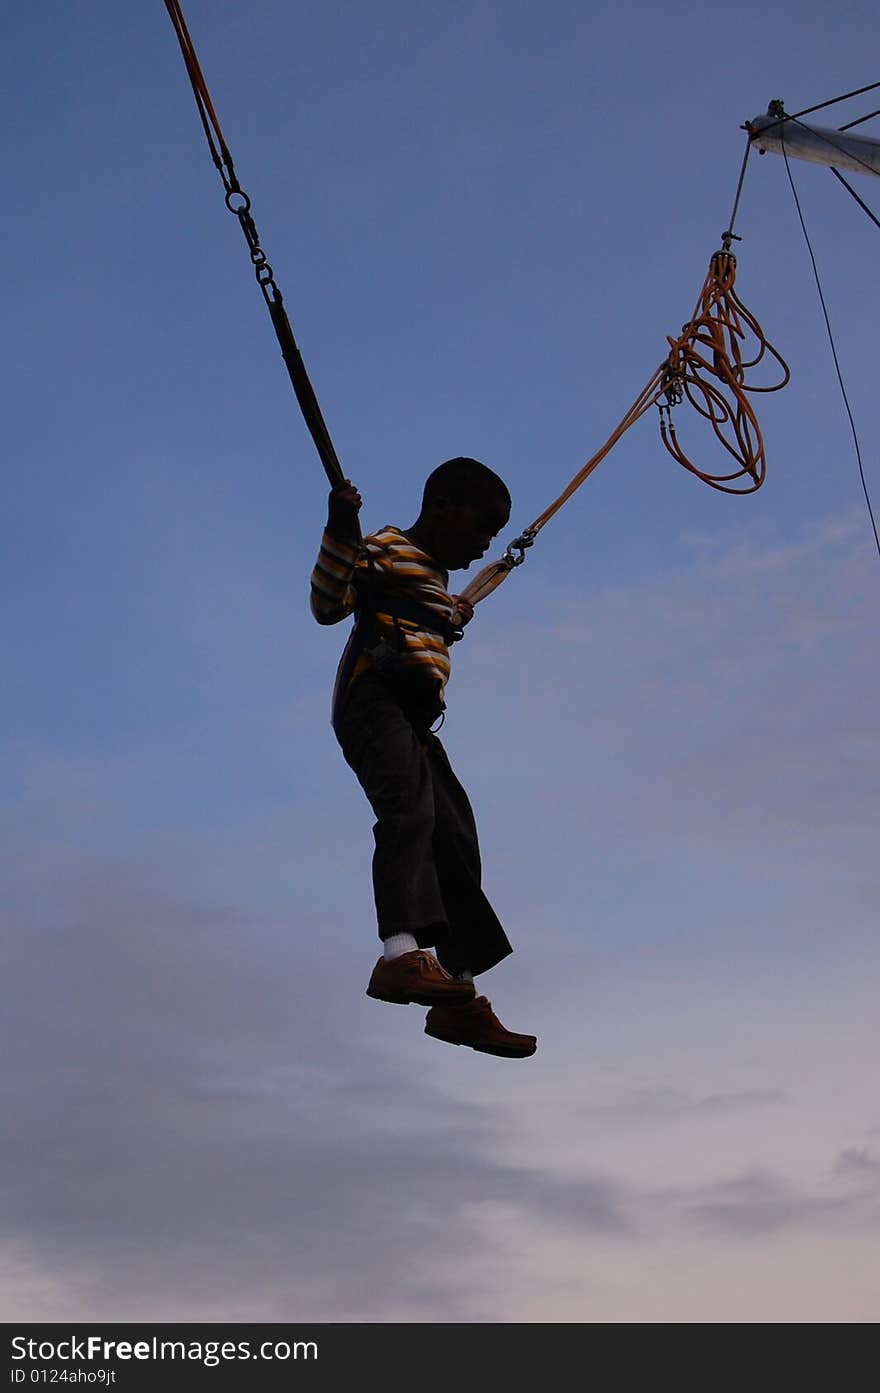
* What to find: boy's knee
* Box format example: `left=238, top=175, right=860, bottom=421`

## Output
left=374, top=802, right=435, bottom=846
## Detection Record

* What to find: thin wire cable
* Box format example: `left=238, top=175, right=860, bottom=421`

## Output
left=755, top=83, right=880, bottom=148
left=839, top=106, right=880, bottom=131
left=722, top=136, right=753, bottom=247
left=829, top=167, right=880, bottom=233
left=787, top=80, right=880, bottom=123
left=787, top=113, right=880, bottom=180
left=780, top=139, right=880, bottom=562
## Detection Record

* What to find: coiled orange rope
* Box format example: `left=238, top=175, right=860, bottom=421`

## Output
left=660, top=250, right=790, bottom=493
left=459, top=250, right=790, bottom=609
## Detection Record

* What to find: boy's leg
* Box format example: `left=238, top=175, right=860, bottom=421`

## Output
left=338, top=676, right=446, bottom=939
left=420, top=737, right=536, bottom=1056
left=335, top=674, right=474, bottom=1006
left=424, top=734, right=513, bottom=979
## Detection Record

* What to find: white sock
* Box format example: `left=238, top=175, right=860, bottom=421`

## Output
left=383, top=932, right=419, bottom=962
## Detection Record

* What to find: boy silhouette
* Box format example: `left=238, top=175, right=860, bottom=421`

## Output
left=310, top=457, right=536, bottom=1057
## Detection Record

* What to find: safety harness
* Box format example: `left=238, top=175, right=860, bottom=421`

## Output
left=331, top=565, right=463, bottom=734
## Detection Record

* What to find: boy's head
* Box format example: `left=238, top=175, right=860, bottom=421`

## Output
left=416, top=457, right=511, bottom=571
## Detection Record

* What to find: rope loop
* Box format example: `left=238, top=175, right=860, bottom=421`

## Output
left=460, top=252, right=789, bottom=609
left=659, top=251, right=790, bottom=493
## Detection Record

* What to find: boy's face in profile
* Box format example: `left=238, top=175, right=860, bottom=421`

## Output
left=428, top=495, right=511, bottom=571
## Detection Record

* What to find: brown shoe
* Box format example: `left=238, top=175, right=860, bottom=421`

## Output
left=366, top=950, right=477, bottom=1007
left=425, top=995, right=537, bottom=1058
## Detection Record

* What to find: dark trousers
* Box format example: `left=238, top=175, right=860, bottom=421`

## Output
left=334, top=670, right=512, bottom=978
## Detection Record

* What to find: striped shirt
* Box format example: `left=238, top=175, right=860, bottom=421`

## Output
left=310, top=525, right=456, bottom=700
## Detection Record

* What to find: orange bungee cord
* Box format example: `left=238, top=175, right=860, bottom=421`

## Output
left=459, top=249, right=789, bottom=610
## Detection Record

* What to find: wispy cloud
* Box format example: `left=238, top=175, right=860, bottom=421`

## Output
left=678, top=1170, right=852, bottom=1237
left=835, top=1147, right=880, bottom=1177
left=581, top=1087, right=788, bottom=1123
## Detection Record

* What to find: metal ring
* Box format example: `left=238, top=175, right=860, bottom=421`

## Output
left=224, top=188, right=251, bottom=214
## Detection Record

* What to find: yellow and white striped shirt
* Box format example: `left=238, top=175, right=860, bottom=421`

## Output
left=310, top=525, right=456, bottom=698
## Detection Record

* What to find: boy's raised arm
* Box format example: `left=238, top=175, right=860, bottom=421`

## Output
left=310, top=481, right=364, bottom=625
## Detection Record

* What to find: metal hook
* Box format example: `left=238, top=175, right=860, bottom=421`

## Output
left=503, top=531, right=536, bottom=568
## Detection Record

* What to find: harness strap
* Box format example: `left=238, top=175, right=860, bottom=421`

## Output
left=164, top=0, right=350, bottom=503
left=331, top=575, right=461, bottom=732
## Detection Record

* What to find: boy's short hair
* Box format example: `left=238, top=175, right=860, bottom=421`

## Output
left=422, top=457, right=511, bottom=511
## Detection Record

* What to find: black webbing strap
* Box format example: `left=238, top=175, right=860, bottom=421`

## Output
left=164, top=0, right=349, bottom=500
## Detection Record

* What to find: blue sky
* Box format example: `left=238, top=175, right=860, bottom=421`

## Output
left=2, top=0, right=878, bottom=1321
